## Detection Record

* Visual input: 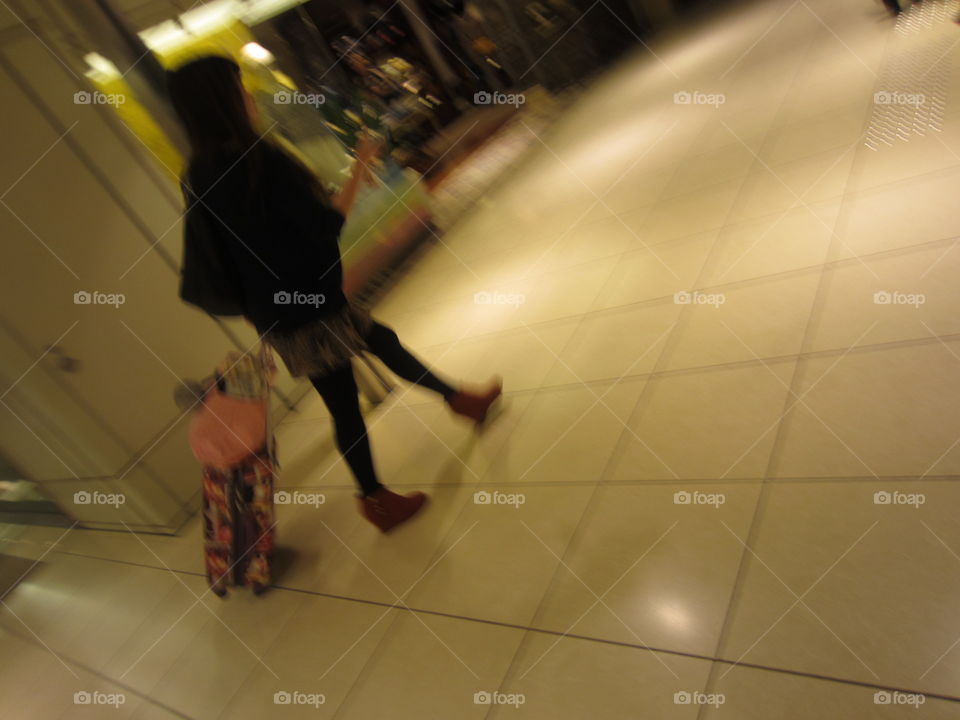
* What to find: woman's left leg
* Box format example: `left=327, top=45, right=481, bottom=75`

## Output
left=363, top=321, right=455, bottom=397
left=309, top=365, right=382, bottom=496
left=363, top=320, right=502, bottom=424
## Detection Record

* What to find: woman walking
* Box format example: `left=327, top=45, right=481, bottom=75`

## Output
left=168, top=56, right=501, bottom=533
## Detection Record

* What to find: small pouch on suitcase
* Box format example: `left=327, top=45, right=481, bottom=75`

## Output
left=188, top=345, right=275, bottom=470
left=189, top=388, right=268, bottom=470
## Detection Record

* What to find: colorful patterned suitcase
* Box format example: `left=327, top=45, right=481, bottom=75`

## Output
left=188, top=346, right=277, bottom=596
left=201, top=449, right=275, bottom=596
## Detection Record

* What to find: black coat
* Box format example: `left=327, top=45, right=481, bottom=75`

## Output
left=179, top=143, right=347, bottom=334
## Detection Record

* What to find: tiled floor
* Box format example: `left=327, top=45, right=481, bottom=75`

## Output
left=5, top=0, right=960, bottom=717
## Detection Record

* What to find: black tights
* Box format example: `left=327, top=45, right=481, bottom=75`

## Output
left=309, top=322, right=455, bottom=496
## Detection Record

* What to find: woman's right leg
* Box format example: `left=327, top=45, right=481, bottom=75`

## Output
left=310, top=365, right=382, bottom=497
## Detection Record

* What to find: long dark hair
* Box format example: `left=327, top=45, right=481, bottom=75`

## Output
left=167, top=55, right=258, bottom=163
left=167, top=54, right=325, bottom=204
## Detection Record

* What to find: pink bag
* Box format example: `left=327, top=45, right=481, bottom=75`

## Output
left=188, top=347, right=274, bottom=470
left=189, top=390, right=267, bottom=469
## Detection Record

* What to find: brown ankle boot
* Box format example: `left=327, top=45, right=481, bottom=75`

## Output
left=446, top=378, right=503, bottom=425
left=359, top=488, right=428, bottom=533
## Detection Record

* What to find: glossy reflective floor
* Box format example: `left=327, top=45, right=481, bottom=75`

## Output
left=4, top=0, right=960, bottom=717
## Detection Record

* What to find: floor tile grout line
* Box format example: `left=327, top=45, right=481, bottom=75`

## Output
left=687, top=8, right=863, bottom=711
left=114, top=567, right=267, bottom=718
left=473, top=91, right=867, bottom=236
left=471, top=119, right=723, bottom=714
left=592, top=18, right=823, bottom=503
left=694, top=14, right=898, bottom=709
left=5, top=559, right=959, bottom=709
left=458, top=252, right=627, bottom=717
left=501, top=114, right=707, bottom=492
left=476, top=482, right=637, bottom=718
left=213, top=588, right=318, bottom=719
left=373, top=227, right=960, bottom=378
left=327, top=399, right=542, bottom=718
left=324, top=510, right=492, bottom=719
left=277, top=473, right=960, bottom=491
left=326, top=607, right=407, bottom=720
left=0, top=622, right=197, bottom=720
left=521, top=96, right=830, bottom=690
left=25, top=460, right=960, bottom=584
left=91, top=572, right=214, bottom=715
left=32, top=462, right=960, bottom=532
left=423, top=144, right=958, bottom=285
left=379, top=208, right=960, bottom=335
left=334, top=328, right=960, bottom=419
left=379, top=157, right=960, bottom=321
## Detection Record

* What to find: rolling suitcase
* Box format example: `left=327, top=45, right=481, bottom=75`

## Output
left=188, top=346, right=277, bottom=596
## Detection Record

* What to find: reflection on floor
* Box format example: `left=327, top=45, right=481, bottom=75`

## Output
left=4, top=0, right=960, bottom=717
